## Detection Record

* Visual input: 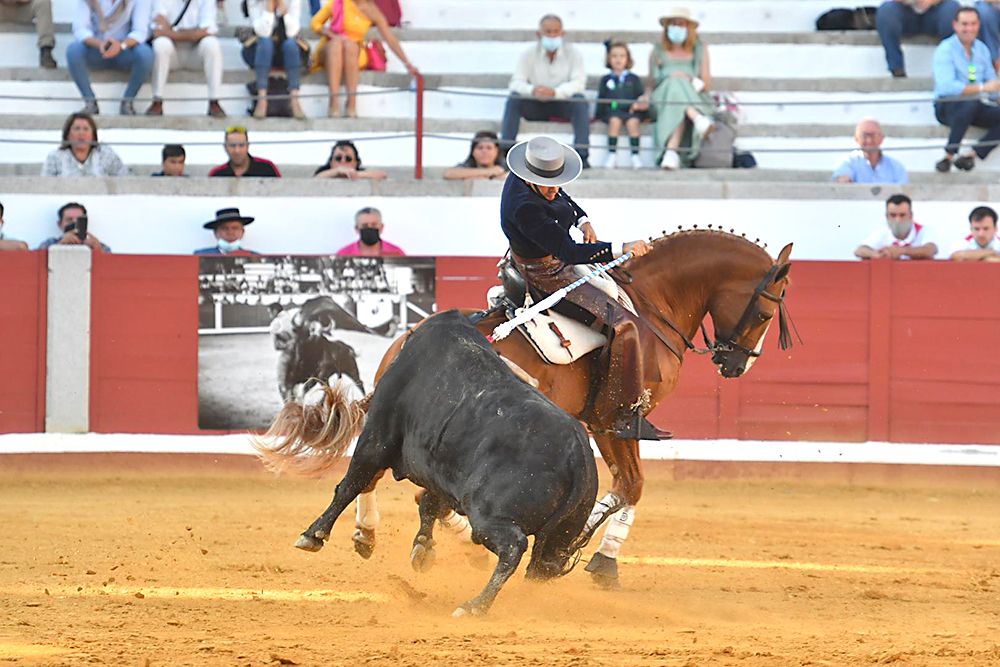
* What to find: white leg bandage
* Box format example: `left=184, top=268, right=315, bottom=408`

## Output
left=355, top=490, right=380, bottom=531
left=596, top=505, right=635, bottom=560
left=439, top=510, right=473, bottom=542
left=585, top=492, right=623, bottom=534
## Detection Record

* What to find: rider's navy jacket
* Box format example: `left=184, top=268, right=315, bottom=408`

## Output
left=500, top=176, right=613, bottom=264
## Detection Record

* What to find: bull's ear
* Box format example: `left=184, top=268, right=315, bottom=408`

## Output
left=776, top=243, right=793, bottom=264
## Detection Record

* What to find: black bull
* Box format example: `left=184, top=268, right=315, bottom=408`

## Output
left=280, top=311, right=618, bottom=616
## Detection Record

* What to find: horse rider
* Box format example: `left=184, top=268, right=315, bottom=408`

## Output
left=501, top=136, right=669, bottom=440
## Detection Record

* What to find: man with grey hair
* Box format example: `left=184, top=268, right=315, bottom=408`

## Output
left=500, top=14, right=590, bottom=168
left=833, top=118, right=909, bottom=184
left=336, top=207, right=406, bottom=257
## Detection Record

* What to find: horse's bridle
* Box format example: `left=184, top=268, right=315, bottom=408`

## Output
left=629, top=262, right=798, bottom=363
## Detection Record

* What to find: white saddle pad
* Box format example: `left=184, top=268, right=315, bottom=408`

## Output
left=513, top=306, right=606, bottom=365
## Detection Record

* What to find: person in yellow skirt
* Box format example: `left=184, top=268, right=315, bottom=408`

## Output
left=310, top=0, right=419, bottom=117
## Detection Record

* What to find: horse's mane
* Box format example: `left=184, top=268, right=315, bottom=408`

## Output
left=649, top=227, right=772, bottom=255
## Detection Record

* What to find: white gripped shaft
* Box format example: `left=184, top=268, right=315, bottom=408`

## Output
left=490, top=252, right=634, bottom=341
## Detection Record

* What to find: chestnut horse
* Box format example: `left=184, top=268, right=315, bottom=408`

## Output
left=294, top=230, right=795, bottom=586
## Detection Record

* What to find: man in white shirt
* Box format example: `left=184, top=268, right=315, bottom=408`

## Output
left=855, top=193, right=938, bottom=260
left=950, top=204, right=1000, bottom=261
left=500, top=14, right=590, bottom=168
left=145, top=0, right=225, bottom=116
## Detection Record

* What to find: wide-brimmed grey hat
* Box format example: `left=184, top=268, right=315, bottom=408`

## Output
left=203, top=207, right=254, bottom=229
left=506, top=137, right=583, bottom=187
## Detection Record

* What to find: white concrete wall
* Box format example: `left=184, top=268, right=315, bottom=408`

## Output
left=0, top=193, right=984, bottom=260
left=45, top=246, right=91, bottom=433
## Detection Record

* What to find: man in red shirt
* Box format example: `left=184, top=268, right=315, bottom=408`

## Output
left=336, top=206, right=405, bottom=257
left=208, top=126, right=281, bottom=178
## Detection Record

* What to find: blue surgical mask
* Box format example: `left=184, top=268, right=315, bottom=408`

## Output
left=540, top=36, right=562, bottom=52
left=218, top=238, right=242, bottom=253
left=667, top=25, right=688, bottom=43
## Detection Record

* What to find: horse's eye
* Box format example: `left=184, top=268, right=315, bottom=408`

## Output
left=757, top=312, right=772, bottom=322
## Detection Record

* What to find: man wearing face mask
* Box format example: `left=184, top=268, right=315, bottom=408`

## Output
left=336, top=207, right=405, bottom=257
left=194, top=207, right=261, bottom=255
left=0, top=202, right=29, bottom=251
left=855, top=193, right=938, bottom=260
left=501, top=14, right=590, bottom=168
left=501, top=136, right=668, bottom=441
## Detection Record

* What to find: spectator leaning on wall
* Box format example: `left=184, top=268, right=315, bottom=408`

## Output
left=0, top=202, right=29, bottom=251
left=194, top=207, right=261, bottom=255
left=36, top=202, right=112, bottom=252
left=949, top=205, right=1000, bottom=261
left=336, top=207, right=405, bottom=257
left=855, top=193, right=937, bottom=260
left=833, top=118, right=909, bottom=184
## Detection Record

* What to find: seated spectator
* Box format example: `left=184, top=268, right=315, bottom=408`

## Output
left=242, top=0, right=305, bottom=119
left=313, top=140, right=387, bottom=180
left=336, top=206, right=405, bottom=256
left=854, top=193, right=937, bottom=260
left=932, top=6, right=1000, bottom=172
left=146, top=0, right=225, bottom=117
left=976, top=0, right=1000, bottom=71
left=0, top=202, right=29, bottom=251
left=501, top=14, right=590, bottom=168
left=643, top=8, right=716, bottom=170
left=41, top=112, right=128, bottom=177
left=152, top=144, right=186, bottom=176
left=876, top=0, right=959, bottom=77
left=2, top=0, right=57, bottom=68
left=833, top=118, right=909, bottom=184
left=596, top=41, right=646, bottom=170
left=194, top=207, right=261, bottom=255
left=949, top=205, right=1000, bottom=261
left=66, top=0, right=154, bottom=115
left=310, top=0, right=418, bottom=118
left=442, top=131, right=508, bottom=181
left=209, top=126, right=281, bottom=177
left=36, top=202, right=112, bottom=252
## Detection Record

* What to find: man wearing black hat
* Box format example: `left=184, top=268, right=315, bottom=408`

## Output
left=194, top=207, right=261, bottom=255
left=501, top=136, right=663, bottom=441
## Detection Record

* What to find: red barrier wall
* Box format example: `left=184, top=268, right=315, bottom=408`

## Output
left=3, top=255, right=998, bottom=443
left=0, top=251, right=46, bottom=432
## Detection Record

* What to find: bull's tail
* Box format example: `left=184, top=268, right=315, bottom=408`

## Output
left=558, top=493, right=626, bottom=576
left=251, top=383, right=372, bottom=478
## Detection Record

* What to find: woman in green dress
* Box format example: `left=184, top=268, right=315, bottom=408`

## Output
left=636, top=8, right=717, bottom=170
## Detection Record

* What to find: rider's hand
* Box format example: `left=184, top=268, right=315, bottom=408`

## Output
left=623, top=240, right=652, bottom=258
left=579, top=221, right=598, bottom=243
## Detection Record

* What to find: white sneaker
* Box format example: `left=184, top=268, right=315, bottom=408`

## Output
left=630, top=153, right=643, bottom=170
left=659, top=149, right=680, bottom=170
left=603, top=152, right=617, bottom=169
left=693, top=113, right=716, bottom=139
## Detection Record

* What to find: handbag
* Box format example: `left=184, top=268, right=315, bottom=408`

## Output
left=365, top=39, right=387, bottom=71
left=693, top=121, right=737, bottom=169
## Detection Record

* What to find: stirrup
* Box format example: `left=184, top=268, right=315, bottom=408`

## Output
left=611, top=413, right=673, bottom=441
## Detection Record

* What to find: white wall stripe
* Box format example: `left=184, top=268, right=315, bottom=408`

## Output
left=44, top=247, right=92, bottom=433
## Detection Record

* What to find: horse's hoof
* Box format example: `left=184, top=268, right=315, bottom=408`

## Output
left=452, top=606, right=468, bottom=618
left=452, top=601, right=486, bottom=617
left=584, top=552, right=621, bottom=590
left=409, top=536, right=436, bottom=573
left=294, top=534, right=324, bottom=552
left=352, top=527, right=375, bottom=560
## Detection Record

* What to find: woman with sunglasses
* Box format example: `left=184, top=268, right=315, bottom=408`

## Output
left=313, top=140, right=387, bottom=180
left=443, top=130, right=508, bottom=181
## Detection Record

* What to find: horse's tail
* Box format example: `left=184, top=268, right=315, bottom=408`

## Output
left=251, top=383, right=372, bottom=478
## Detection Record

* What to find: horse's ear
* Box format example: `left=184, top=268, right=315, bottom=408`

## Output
left=773, top=262, right=792, bottom=283
left=776, top=243, right=793, bottom=264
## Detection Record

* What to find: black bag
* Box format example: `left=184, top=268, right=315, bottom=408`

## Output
left=246, top=74, right=291, bottom=117
left=816, top=6, right=877, bottom=31
left=732, top=150, right=757, bottom=169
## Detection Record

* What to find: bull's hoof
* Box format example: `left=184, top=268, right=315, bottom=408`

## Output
left=352, top=527, right=376, bottom=560
left=409, top=535, right=436, bottom=573
left=584, top=552, right=621, bottom=590
left=294, top=534, right=325, bottom=552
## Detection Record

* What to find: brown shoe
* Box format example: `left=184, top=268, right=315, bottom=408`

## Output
left=207, top=100, right=226, bottom=118
left=145, top=99, right=163, bottom=116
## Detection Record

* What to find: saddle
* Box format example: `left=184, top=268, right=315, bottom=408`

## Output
left=488, top=259, right=636, bottom=365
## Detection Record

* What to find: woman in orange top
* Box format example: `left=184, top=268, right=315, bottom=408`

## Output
left=310, top=0, right=418, bottom=117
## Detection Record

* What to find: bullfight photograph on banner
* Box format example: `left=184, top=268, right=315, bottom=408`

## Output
left=197, top=255, right=436, bottom=430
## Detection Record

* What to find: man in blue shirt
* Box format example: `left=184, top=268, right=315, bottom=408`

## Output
left=833, top=118, right=909, bottom=184
left=932, top=6, right=1000, bottom=172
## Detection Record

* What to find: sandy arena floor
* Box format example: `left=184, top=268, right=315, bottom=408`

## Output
left=0, top=454, right=998, bottom=666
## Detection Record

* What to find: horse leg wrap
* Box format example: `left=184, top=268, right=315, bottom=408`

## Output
left=585, top=492, right=623, bottom=534
left=355, top=490, right=381, bottom=531
left=596, top=505, right=635, bottom=560
left=439, top=510, right=473, bottom=543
